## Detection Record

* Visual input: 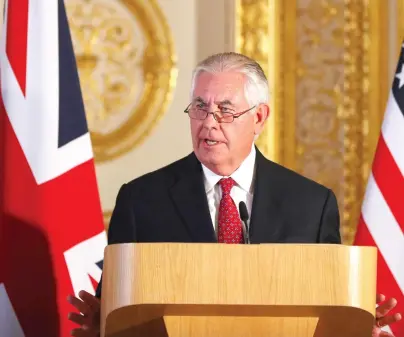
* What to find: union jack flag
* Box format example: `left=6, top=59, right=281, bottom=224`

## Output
left=0, top=0, right=107, bottom=336
left=355, top=42, right=404, bottom=336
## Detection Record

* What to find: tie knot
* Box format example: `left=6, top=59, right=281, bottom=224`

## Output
left=219, top=177, right=236, bottom=195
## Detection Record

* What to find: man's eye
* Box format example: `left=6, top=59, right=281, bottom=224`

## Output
left=220, top=107, right=232, bottom=113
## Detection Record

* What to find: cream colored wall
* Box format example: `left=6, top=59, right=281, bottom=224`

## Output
left=95, top=0, right=236, bottom=215
left=0, top=0, right=3, bottom=35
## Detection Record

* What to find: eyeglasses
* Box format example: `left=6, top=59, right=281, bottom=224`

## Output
left=184, top=103, right=256, bottom=123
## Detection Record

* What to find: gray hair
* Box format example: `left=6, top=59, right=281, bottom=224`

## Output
left=190, top=52, right=270, bottom=107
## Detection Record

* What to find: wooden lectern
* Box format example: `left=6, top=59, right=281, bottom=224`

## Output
left=100, top=243, right=377, bottom=337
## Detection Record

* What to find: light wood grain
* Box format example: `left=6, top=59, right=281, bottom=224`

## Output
left=100, top=243, right=377, bottom=337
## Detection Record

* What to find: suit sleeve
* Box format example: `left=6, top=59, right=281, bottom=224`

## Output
left=106, top=183, right=137, bottom=245
left=95, top=183, right=137, bottom=298
left=317, top=189, right=341, bottom=244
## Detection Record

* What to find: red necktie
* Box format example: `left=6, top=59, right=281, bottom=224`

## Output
left=217, top=178, right=244, bottom=243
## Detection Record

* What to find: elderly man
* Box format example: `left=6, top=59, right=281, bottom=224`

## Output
left=67, top=52, right=401, bottom=336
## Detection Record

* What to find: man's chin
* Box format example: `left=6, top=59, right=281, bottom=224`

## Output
left=196, top=140, right=230, bottom=159
left=195, top=148, right=224, bottom=165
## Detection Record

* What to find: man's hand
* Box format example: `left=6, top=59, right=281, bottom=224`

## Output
left=372, top=294, right=402, bottom=337
left=67, top=290, right=101, bottom=337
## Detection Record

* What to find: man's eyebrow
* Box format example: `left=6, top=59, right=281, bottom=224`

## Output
left=193, top=97, right=207, bottom=104
left=216, top=99, right=234, bottom=106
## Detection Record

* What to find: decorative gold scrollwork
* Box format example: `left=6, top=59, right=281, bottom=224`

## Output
left=66, top=0, right=176, bottom=162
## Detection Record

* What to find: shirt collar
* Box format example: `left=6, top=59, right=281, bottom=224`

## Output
left=202, top=145, right=256, bottom=194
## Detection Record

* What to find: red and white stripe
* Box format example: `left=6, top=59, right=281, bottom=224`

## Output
left=356, top=92, right=404, bottom=336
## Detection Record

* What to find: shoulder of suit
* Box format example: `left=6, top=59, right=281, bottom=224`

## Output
left=257, top=150, right=332, bottom=195
left=122, top=152, right=199, bottom=190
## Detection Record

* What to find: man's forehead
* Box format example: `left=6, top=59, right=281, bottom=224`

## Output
left=193, top=72, right=245, bottom=90
left=191, top=72, right=246, bottom=104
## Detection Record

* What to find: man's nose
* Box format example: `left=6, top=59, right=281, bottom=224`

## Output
left=203, top=112, right=219, bottom=129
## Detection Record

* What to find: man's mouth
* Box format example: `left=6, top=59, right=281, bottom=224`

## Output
left=204, top=139, right=219, bottom=146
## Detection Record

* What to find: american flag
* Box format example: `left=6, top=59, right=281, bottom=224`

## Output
left=0, top=0, right=107, bottom=336
left=354, top=42, right=404, bottom=336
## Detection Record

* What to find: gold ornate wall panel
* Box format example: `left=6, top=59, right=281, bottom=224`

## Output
left=66, top=0, right=176, bottom=162
left=237, top=0, right=390, bottom=244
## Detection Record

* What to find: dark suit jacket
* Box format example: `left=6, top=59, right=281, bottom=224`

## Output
left=95, top=147, right=341, bottom=298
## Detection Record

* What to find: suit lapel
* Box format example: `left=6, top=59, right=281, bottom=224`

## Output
left=249, top=149, right=284, bottom=243
left=170, top=155, right=216, bottom=243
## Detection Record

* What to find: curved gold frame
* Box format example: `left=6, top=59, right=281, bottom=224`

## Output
left=69, top=0, right=177, bottom=162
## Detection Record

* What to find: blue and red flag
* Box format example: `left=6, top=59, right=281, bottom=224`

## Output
left=0, top=0, right=107, bottom=336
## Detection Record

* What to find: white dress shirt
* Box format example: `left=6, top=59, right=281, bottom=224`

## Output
left=201, top=146, right=256, bottom=234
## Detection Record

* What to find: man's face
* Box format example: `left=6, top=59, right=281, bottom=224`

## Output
left=190, top=71, right=268, bottom=175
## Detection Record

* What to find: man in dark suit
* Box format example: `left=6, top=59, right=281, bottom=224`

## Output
left=98, top=146, right=340, bottom=248
left=67, top=52, right=401, bottom=336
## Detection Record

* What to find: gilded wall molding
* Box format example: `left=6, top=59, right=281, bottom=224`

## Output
left=237, top=0, right=389, bottom=244
left=342, top=1, right=368, bottom=244
left=236, top=0, right=278, bottom=164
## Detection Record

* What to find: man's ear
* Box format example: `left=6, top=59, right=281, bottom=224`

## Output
left=254, top=104, right=270, bottom=135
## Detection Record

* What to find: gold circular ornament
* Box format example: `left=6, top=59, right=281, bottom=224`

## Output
left=103, top=210, right=112, bottom=231
left=66, top=0, right=176, bottom=162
